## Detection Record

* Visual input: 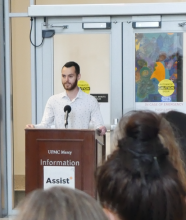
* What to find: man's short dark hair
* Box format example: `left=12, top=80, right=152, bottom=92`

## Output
left=63, top=61, right=80, bottom=75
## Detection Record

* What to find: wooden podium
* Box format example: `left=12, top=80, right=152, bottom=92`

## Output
left=25, top=129, right=105, bottom=198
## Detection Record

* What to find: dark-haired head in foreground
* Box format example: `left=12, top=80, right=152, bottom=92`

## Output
left=14, top=187, right=107, bottom=220
left=96, top=111, right=186, bottom=220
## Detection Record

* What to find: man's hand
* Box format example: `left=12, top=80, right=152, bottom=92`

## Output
left=97, top=126, right=107, bottom=136
left=25, top=124, right=35, bottom=129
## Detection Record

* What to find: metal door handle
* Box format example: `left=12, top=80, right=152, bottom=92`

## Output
left=51, top=24, right=68, bottom=29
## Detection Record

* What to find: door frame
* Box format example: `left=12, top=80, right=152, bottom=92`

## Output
left=32, top=17, right=123, bottom=127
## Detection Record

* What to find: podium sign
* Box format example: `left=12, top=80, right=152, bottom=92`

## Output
left=44, top=166, right=75, bottom=189
left=25, top=129, right=105, bottom=198
left=38, top=138, right=83, bottom=190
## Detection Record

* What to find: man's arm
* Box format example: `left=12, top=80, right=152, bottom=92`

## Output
left=26, top=124, right=35, bottom=128
left=97, top=126, right=107, bottom=135
left=26, top=97, right=55, bottom=129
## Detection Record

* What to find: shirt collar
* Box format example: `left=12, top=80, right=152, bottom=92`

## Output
left=76, top=87, right=84, bottom=98
left=61, top=87, right=84, bottom=99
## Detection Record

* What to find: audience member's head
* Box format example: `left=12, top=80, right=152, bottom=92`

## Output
left=112, top=110, right=186, bottom=190
left=97, top=111, right=186, bottom=220
left=14, top=187, right=107, bottom=220
left=162, top=110, right=186, bottom=166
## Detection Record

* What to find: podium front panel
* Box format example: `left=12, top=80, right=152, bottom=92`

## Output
left=38, top=139, right=83, bottom=189
left=25, top=129, right=103, bottom=198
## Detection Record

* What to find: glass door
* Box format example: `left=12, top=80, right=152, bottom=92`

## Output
left=34, top=17, right=123, bottom=156
left=123, top=17, right=186, bottom=114
left=53, top=33, right=110, bottom=128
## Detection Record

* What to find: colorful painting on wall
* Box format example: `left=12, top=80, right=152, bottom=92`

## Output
left=135, top=33, right=183, bottom=102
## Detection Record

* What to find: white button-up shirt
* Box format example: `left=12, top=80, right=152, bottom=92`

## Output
left=34, top=88, right=104, bottom=129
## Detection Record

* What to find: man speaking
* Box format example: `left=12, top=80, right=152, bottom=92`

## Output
left=26, top=61, right=106, bottom=135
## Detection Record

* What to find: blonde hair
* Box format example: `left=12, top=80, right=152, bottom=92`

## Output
left=158, top=117, right=186, bottom=190
left=14, top=187, right=107, bottom=220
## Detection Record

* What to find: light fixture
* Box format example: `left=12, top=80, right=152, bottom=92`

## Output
left=82, top=22, right=111, bottom=29
left=132, top=21, right=161, bottom=29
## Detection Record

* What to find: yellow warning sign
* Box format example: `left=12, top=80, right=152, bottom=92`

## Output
left=158, top=79, right=175, bottom=97
left=78, top=80, right=90, bottom=94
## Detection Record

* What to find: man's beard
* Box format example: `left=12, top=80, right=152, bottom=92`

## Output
left=63, top=78, right=78, bottom=91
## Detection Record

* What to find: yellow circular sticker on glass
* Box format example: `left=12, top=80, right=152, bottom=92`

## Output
left=78, top=80, right=90, bottom=94
left=158, top=79, right=175, bottom=97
